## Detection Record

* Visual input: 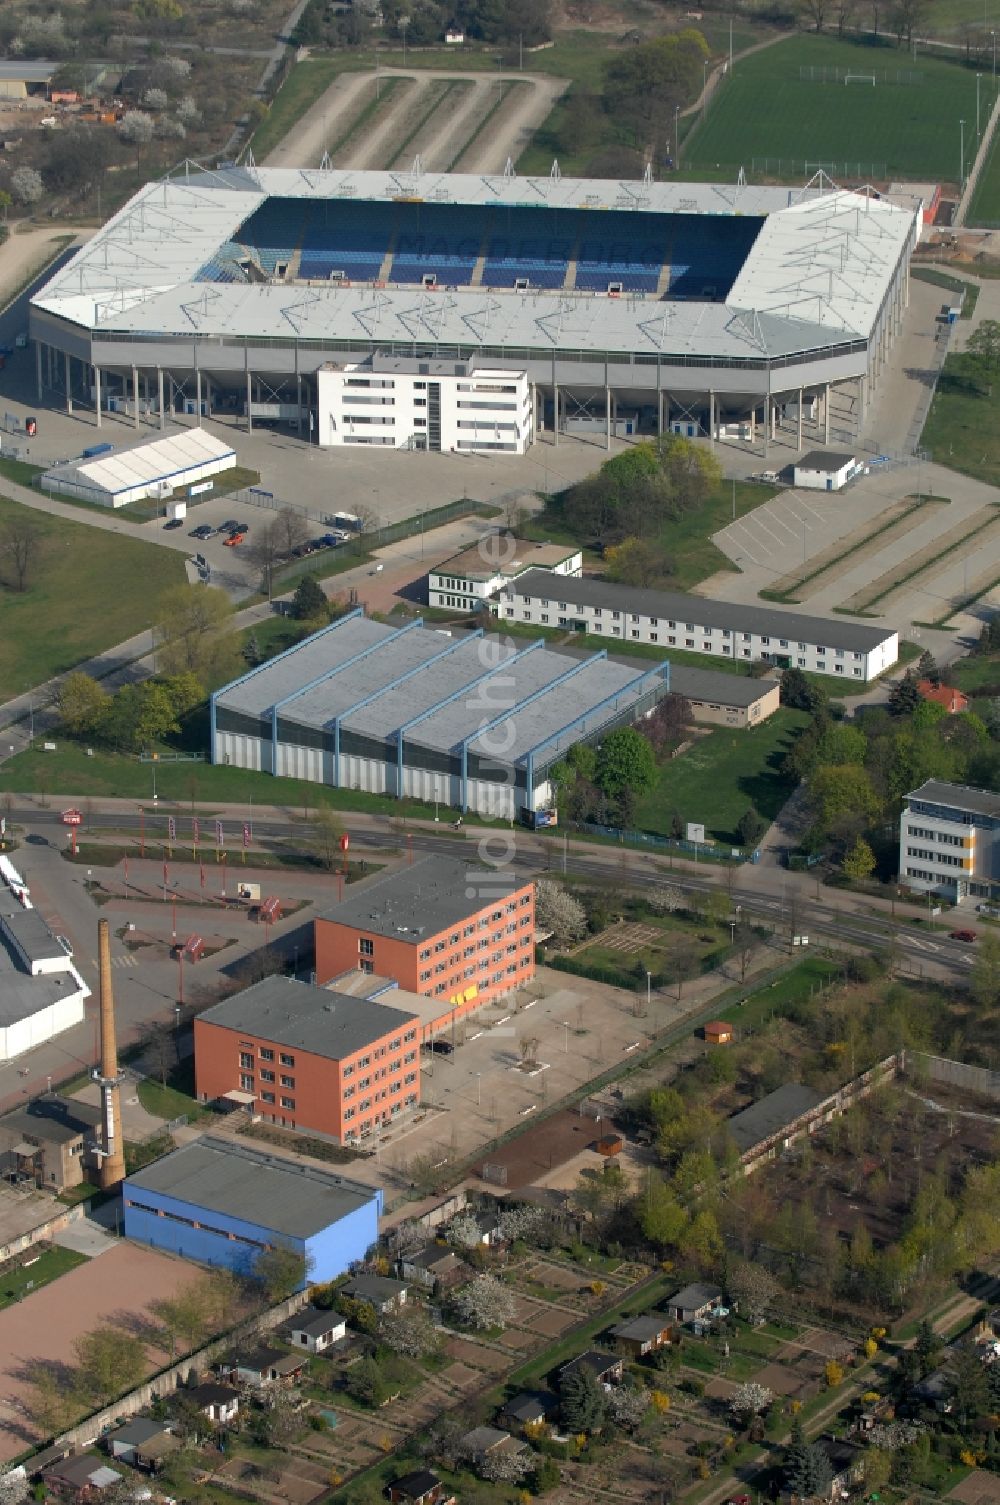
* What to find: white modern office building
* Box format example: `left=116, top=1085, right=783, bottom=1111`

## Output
left=315, top=357, right=532, bottom=452
left=428, top=537, right=582, bottom=613
left=899, top=779, right=1000, bottom=902
left=494, top=570, right=898, bottom=681
left=0, top=898, right=90, bottom=1061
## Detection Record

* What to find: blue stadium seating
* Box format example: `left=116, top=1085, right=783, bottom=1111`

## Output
left=195, top=241, right=249, bottom=283
left=388, top=207, right=481, bottom=286
left=299, top=201, right=397, bottom=283
left=194, top=198, right=764, bottom=304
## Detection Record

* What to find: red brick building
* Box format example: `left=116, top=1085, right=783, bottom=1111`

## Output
left=314, top=856, right=535, bottom=1023
left=194, top=976, right=420, bottom=1144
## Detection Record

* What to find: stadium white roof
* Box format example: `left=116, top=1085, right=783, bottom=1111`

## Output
left=32, top=166, right=917, bottom=359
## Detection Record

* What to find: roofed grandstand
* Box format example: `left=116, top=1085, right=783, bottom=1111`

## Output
left=195, top=195, right=764, bottom=300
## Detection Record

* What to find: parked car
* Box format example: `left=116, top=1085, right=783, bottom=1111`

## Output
left=163, top=517, right=184, bottom=530
left=219, top=519, right=240, bottom=533
left=422, top=1039, right=453, bottom=1055
left=189, top=523, right=214, bottom=539
left=317, top=533, right=342, bottom=548
left=950, top=929, right=977, bottom=943
left=223, top=531, right=246, bottom=548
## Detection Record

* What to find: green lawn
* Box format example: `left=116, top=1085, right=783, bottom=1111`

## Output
left=921, top=355, right=1000, bottom=484
left=951, top=650, right=1000, bottom=692
left=967, top=109, right=1000, bottom=223
left=0, top=1245, right=88, bottom=1308
left=682, top=34, right=985, bottom=180
left=136, top=1058, right=210, bottom=1124
left=722, top=955, right=840, bottom=1030
left=636, top=708, right=809, bottom=844
left=525, top=479, right=773, bottom=593
left=0, top=493, right=187, bottom=699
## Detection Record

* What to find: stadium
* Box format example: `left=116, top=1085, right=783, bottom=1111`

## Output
left=29, top=160, right=919, bottom=453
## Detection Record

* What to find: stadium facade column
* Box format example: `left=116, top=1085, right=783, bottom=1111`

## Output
left=749, top=403, right=755, bottom=445
left=132, top=366, right=140, bottom=429
left=824, top=384, right=830, bottom=445
left=797, top=387, right=803, bottom=452
left=244, top=340, right=252, bottom=434
left=34, top=340, right=42, bottom=402
left=295, top=341, right=302, bottom=436
left=65, top=352, right=73, bottom=414
left=553, top=382, right=559, bottom=446
left=762, top=397, right=769, bottom=459
left=708, top=390, right=716, bottom=446
left=605, top=383, right=611, bottom=450
left=157, top=368, right=165, bottom=431
left=94, top=366, right=101, bottom=428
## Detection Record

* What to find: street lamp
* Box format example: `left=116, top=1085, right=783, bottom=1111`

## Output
left=960, top=118, right=966, bottom=188
left=400, top=14, right=409, bottom=65
left=646, top=970, right=652, bottom=1014
left=978, top=74, right=983, bottom=139
left=475, top=1071, right=482, bottom=1107
left=992, top=30, right=996, bottom=79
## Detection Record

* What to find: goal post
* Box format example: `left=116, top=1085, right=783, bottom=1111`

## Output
left=844, top=73, right=876, bottom=85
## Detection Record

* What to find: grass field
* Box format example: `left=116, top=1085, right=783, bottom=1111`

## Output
left=966, top=116, right=1000, bottom=224
left=0, top=1245, right=88, bottom=1310
left=682, top=34, right=984, bottom=181
left=525, top=480, right=775, bottom=592
left=920, top=355, right=1000, bottom=483
left=636, top=708, right=808, bottom=843
left=0, top=494, right=187, bottom=700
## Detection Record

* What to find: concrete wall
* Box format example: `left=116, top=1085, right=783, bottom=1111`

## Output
left=907, top=1050, right=1000, bottom=1103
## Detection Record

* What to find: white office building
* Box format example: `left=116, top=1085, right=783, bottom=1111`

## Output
left=899, top=780, right=1000, bottom=902
left=428, top=537, right=582, bottom=614
left=316, top=355, right=532, bottom=453
left=0, top=899, right=89, bottom=1062
left=494, top=570, right=898, bottom=681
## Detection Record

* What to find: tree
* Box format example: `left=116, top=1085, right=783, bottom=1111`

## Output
left=10, top=167, right=43, bottom=205
left=519, top=1034, right=541, bottom=1068
left=950, top=1340, right=990, bottom=1423
left=888, top=670, right=922, bottom=717
left=0, top=511, right=43, bottom=592
left=604, top=535, right=671, bottom=586
left=728, top=1261, right=779, bottom=1324
left=642, top=694, right=692, bottom=755
left=158, top=584, right=240, bottom=683
left=450, top=1274, right=516, bottom=1331
left=784, top=1415, right=833, bottom=1497
left=0, top=1469, right=28, bottom=1505
left=24, top=1362, right=81, bottom=1436
left=118, top=109, right=155, bottom=145
left=559, top=1365, right=607, bottom=1434
left=595, top=727, right=656, bottom=801
left=533, top=1454, right=561, bottom=1492
left=809, top=764, right=881, bottom=835
left=737, top=807, right=767, bottom=848
left=535, top=880, right=587, bottom=946
left=729, top=1381, right=773, bottom=1424
left=151, top=1280, right=213, bottom=1356
left=842, top=835, right=876, bottom=881
left=669, top=935, right=701, bottom=1000
left=478, top=1448, right=534, bottom=1483
left=971, top=931, right=1000, bottom=1011
left=780, top=666, right=828, bottom=713
left=74, top=1326, right=147, bottom=1401
left=377, top=1305, right=439, bottom=1359
left=293, top=573, right=328, bottom=622
left=276, top=505, right=310, bottom=556
left=967, top=317, right=1000, bottom=373
left=607, top=1383, right=649, bottom=1430
left=243, top=631, right=263, bottom=668
left=252, top=1244, right=307, bottom=1301
left=0, top=190, right=12, bottom=224
left=346, top=1354, right=393, bottom=1407
left=58, top=672, right=109, bottom=737
left=602, top=32, right=708, bottom=153
left=917, top=649, right=941, bottom=686
left=135, top=0, right=184, bottom=17
left=639, top=1173, right=688, bottom=1248
left=244, top=522, right=284, bottom=602
left=310, top=805, right=345, bottom=871
left=143, top=86, right=169, bottom=109
left=648, top=882, right=684, bottom=913
left=448, top=1212, right=485, bottom=1251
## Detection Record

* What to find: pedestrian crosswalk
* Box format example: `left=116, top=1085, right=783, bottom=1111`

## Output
left=88, top=954, right=139, bottom=969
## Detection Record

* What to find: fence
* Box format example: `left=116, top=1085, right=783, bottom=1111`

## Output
left=905, top=1050, right=1000, bottom=1102
left=750, top=157, right=888, bottom=180
left=50, top=1288, right=311, bottom=1457
left=575, top=820, right=745, bottom=865
left=797, top=65, right=923, bottom=84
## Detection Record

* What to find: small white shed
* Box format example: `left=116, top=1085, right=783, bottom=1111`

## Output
left=792, top=450, right=860, bottom=492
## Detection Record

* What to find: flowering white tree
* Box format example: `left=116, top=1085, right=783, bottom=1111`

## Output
left=176, top=94, right=201, bottom=123
left=450, top=1274, right=516, bottom=1331
left=384, top=1219, right=425, bottom=1258
left=447, top=1213, right=484, bottom=1252
left=0, top=1468, right=28, bottom=1504
left=118, top=110, right=155, bottom=145
left=10, top=167, right=43, bottom=205
left=143, top=87, right=169, bottom=108
left=729, top=1382, right=774, bottom=1423
left=868, top=1421, right=923, bottom=1450
left=648, top=882, right=684, bottom=913
left=377, top=1306, right=439, bottom=1359
left=535, top=880, right=587, bottom=946
left=496, top=1204, right=544, bottom=1243
left=607, top=1384, right=650, bottom=1429
left=478, top=1447, right=533, bottom=1483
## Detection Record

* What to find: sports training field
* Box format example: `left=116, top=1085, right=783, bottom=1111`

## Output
left=683, top=35, right=985, bottom=182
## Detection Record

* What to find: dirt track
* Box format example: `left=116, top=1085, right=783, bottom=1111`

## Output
left=264, top=66, right=568, bottom=175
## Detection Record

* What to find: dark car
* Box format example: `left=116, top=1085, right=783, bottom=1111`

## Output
left=422, top=1039, right=453, bottom=1055
left=163, top=517, right=184, bottom=530
left=219, top=518, right=240, bottom=533
left=189, top=523, right=213, bottom=539
left=950, top=929, right=978, bottom=943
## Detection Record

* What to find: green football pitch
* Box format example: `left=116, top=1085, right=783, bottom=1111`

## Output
left=682, top=35, right=986, bottom=183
